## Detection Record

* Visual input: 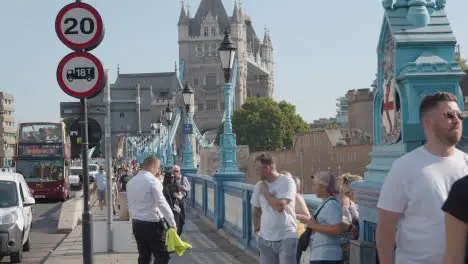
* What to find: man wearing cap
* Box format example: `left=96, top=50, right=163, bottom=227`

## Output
left=94, top=166, right=107, bottom=210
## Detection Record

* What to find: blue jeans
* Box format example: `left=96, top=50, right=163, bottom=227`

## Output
left=258, top=237, right=297, bottom=264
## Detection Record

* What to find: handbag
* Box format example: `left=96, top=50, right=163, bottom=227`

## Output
left=298, top=197, right=336, bottom=252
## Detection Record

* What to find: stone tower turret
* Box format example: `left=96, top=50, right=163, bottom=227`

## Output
left=177, top=0, right=274, bottom=134
left=177, top=3, right=189, bottom=41
left=261, top=30, right=274, bottom=97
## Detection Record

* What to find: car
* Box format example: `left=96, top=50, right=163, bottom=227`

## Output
left=0, top=172, right=35, bottom=263
left=88, top=164, right=99, bottom=183
left=69, top=167, right=83, bottom=189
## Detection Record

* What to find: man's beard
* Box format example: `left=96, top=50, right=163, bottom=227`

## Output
left=434, top=125, right=461, bottom=146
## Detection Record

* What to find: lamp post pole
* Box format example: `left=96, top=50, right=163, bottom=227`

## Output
left=218, top=29, right=239, bottom=172
left=182, top=82, right=195, bottom=170
left=165, top=104, right=174, bottom=169
left=155, top=117, right=164, bottom=165
left=3, top=142, right=8, bottom=168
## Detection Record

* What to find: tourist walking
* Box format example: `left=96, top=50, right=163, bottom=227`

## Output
left=162, top=171, right=183, bottom=235
left=173, top=165, right=190, bottom=235
left=377, top=92, right=468, bottom=264
left=442, top=174, right=468, bottom=264
left=301, top=171, right=343, bottom=264
left=280, top=171, right=311, bottom=264
left=127, top=156, right=177, bottom=264
left=251, top=153, right=298, bottom=264
left=94, top=166, right=107, bottom=210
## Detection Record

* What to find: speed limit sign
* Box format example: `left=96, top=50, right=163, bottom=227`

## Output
left=55, top=2, right=104, bottom=51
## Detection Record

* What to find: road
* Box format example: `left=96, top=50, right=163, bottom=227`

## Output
left=1, top=190, right=83, bottom=264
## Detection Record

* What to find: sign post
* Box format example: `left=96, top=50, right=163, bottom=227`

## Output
left=56, top=1, right=106, bottom=262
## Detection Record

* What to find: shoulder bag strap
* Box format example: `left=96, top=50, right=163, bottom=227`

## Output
left=314, top=197, right=336, bottom=219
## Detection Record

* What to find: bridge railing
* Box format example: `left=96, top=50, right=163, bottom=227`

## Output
left=185, top=173, right=323, bottom=252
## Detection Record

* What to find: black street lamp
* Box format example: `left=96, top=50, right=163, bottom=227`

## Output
left=182, top=81, right=194, bottom=113
left=165, top=104, right=173, bottom=126
left=218, top=28, right=237, bottom=83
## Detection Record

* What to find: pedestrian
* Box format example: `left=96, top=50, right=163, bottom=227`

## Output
left=280, top=171, right=311, bottom=264
left=376, top=92, right=468, bottom=264
left=94, top=166, right=107, bottom=210
left=127, top=155, right=177, bottom=264
left=441, top=175, right=468, bottom=264
left=304, top=171, right=343, bottom=264
left=111, top=176, right=118, bottom=215
left=250, top=153, right=298, bottom=264
left=162, top=171, right=183, bottom=235
left=173, top=165, right=190, bottom=235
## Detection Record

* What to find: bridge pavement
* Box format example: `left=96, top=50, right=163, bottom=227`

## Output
left=44, top=204, right=259, bottom=263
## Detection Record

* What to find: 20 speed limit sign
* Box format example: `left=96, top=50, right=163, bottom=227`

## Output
left=57, top=52, right=106, bottom=99
left=55, top=2, right=104, bottom=51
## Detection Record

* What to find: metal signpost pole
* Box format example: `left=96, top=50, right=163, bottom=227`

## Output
left=56, top=1, right=106, bottom=262
left=80, top=97, right=93, bottom=264
left=104, top=75, right=113, bottom=252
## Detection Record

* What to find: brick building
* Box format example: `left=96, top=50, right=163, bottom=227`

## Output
left=244, top=129, right=372, bottom=194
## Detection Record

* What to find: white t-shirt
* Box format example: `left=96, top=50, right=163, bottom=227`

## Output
left=377, top=146, right=468, bottom=264
left=250, top=175, right=297, bottom=241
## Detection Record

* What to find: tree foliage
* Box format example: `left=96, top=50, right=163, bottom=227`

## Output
left=456, top=55, right=468, bottom=70
left=216, top=97, right=309, bottom=152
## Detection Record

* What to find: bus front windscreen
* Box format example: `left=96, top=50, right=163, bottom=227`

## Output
left=19, top=123, right=63, bottom=143
left=16, top=160, right=64, bottom=182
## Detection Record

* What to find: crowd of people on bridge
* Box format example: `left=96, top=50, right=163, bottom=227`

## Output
left=93, top=156, right=191, bottom=264
left=85, top=92, right=468, bottom=264
left=250, top=92, right=468, bottom=264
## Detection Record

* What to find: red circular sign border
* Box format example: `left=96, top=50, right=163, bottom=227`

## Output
left=55, top=2, right=104, bottom=51
left=56, top=52, right=105, bottom=98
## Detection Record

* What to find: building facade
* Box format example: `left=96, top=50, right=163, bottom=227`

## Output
left=346, top=88, right=374, bottom=137
left=335, top=96, right=348, bottom=128
left=178, top=0, right=274, bottom=133
left=0, top=93, right=16, bottom=167
left=60, top=69, right=193, bottom=159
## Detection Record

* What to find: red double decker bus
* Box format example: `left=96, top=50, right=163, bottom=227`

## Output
left=15, top=121, right=72, bottom=201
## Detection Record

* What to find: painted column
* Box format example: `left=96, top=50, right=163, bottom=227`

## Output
left=352, top=0, right=465, bottom=248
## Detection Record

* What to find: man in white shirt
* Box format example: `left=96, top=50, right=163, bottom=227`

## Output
left=377, top=92, right=468, bottom=264
left=127, top=155, right=177, bottom=264
left=250, top=153, right=297, bottom=264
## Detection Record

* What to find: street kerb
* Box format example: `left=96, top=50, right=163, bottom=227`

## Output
left=57, top=185, right=96, bottom=233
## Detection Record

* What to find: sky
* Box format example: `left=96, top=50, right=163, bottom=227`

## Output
left=1, top=0, right=468, bottom=124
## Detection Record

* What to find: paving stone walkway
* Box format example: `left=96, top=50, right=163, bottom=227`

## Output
left=45, top=205, right=259, bottom=264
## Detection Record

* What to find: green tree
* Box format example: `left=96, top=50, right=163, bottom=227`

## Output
left=61, top=118, right=75, bottom=135
left=456, top=55, right=468, bottom=70
left=216, top=97, right=309, bottom=152
left=326, top=123, right=341, bottom=129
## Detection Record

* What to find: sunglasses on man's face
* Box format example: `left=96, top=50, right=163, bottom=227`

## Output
left=444, top=110, right=464, bottom=121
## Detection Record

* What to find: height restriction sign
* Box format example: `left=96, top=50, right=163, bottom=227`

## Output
left=56, top=52, right=106, bottom=99
left=55, top=2, right=104, bottom=51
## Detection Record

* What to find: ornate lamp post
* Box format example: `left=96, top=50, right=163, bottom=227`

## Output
left=217, top=29, right=239, bottom=172
left=165, top=104, right=174, bottom=168
left=3, top=141, right=8, bottom=168
left=155, top=117, right=164, bottom=164
left=182, top=81, right=195, bottom=169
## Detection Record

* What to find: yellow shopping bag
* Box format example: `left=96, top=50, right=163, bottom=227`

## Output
left=165, top=228, right=192, bottom=256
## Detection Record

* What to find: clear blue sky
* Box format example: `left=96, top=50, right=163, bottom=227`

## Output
left=1, top=0, right=467, bottom=124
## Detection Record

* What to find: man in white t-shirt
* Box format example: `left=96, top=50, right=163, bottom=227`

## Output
left=250, top=153, right=297, bottom=264
left=377, top=92, right=468, bottom=264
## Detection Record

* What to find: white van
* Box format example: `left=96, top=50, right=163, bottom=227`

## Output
left=0, top=172, right=35, bottom=263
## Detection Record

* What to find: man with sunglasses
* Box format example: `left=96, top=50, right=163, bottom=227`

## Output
left=173, top=165, right=190, bottom=235
left=376, top=92, right=468, bottom=264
